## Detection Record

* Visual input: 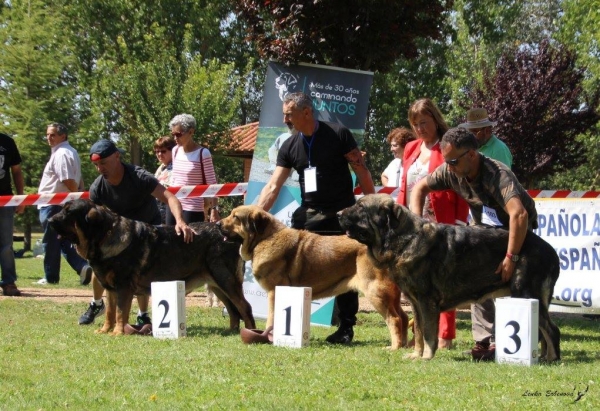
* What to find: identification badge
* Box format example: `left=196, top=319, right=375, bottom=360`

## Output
left=481, top=205, right=503, bottom=226
left=304, top=167, right=317, bottom=193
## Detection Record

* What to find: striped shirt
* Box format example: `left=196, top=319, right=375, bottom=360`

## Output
left=170, top=145, right=217, bottom=212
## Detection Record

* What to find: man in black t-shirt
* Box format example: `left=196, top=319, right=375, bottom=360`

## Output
left=79, top=139, right=194, bottom=326
left=257, top=92, right=375, bottom=344
left=0, top=133, right=25, bottom=296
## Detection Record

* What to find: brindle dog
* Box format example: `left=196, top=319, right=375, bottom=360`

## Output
left=49, top=199, right=255, bottom=335
left=338, top=194, right=560, bottom=361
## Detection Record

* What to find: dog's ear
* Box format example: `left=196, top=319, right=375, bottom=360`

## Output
left=243, top=208, right=268, bottom=255
left=85, top=206, right=102, bottom=224
left=250, top=209, right=269, bottom=235
left=387, top=199, right=401, bottom=230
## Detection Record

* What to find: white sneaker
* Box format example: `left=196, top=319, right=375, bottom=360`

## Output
left=35, top=278, right=48, bottom=285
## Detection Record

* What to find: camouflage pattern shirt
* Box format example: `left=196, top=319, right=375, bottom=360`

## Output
left=426, top=154, right=537, bottom=229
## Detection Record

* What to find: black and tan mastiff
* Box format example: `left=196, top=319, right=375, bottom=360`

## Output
left=48, top=199, right=255, bottom=335
left=217, top=205, right=408, bottom=349
left=338, top=194, right=561, bottom=361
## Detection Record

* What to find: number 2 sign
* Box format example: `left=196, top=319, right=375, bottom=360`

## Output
left=151, top=281, right=187, bottom=339
left=495, top=297, right=539, bottom=366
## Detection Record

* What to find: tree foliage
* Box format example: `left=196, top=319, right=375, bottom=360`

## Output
left=221, top=16, right=268, bottom=125
left=468, top=40, right=600, bottom=187
left=366, top=38, right=451, bottom=181
left=445, top=0, right=564, bottom=122
left=1, top=0, right=599, bottom=206
left=61, top=0, right=241, bottom=167
left=544, top=0, right=600, bottom=190
left=0, top=0, right=85, bottom=239
left=0, top=0, right=79, bottom=185
left=234, top=0, right=452, bottom=72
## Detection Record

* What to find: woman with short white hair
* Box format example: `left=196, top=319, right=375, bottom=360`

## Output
left=167, top=114, right=220, bottom=224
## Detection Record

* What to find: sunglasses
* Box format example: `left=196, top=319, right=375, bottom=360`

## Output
left=154, top=149, right=167, bottom=154
left=171, top=131, right=185, bottom=138
left=445, top=150, right=470, bottom=166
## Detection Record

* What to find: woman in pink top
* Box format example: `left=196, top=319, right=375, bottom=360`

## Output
left=167, top=113, right=220, bottom=224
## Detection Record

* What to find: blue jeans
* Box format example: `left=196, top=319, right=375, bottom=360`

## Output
left=39, top=205, right=88, bottom=283
left=0, top=206, right=17, bottom=286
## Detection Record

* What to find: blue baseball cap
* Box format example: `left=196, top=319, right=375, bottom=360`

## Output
left=90, top=139, right=121, bottom=161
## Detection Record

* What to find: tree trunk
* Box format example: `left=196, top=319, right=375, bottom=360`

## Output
left=130, top=137, right=142, bottom=166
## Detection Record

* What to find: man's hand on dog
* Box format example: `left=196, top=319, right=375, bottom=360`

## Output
left=496, top=258, right=515, bottom=283
left=175, top=221, right=197, bottom=243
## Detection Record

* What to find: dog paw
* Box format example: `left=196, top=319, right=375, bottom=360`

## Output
left=95, top=328, right=109, bottom=334
left=539, top=354, right=560, bottom=363
left=404, top=352, right=421, bottom=360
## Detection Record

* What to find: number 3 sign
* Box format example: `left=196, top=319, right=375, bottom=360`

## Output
left=495, top=297, right=539, bottom=366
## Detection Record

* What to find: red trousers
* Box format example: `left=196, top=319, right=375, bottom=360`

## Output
left=439, top=309, right=456, bottom=339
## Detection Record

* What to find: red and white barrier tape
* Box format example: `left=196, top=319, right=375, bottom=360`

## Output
left=526, top=190, right=600, bottom=199
left=355, top=188, right=600, bottom=198
left=0, top=183, right=248, bottom=207
left=0, top=184, right=598, bottom=207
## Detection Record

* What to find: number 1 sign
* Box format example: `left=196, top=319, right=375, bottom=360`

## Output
left=495, top=297, right=539, bottom=365
left=273, top=286, right=312, bottom=348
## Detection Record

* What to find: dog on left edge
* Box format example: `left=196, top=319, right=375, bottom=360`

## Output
left=48, top=199, right=255, bottom=335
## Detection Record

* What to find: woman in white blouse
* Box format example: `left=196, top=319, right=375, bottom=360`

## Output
left=381, top=127, right=415, bottom=187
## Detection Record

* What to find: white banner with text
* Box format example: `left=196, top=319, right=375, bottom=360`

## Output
left=534, top=199, right=600, bottom=313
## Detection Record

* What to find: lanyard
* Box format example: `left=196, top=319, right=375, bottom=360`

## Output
left=301, top=132, right=315, bottom=167
left=300, top=121, right=319, bottom=167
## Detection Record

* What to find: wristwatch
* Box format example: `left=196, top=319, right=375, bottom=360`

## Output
left=506, top=252, right=519, bottom=262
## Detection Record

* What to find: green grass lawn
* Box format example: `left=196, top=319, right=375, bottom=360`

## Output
left=2, top=245, right=599, bottom=410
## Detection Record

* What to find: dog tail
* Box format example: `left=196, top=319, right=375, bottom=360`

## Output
left=542, top=249, right=561, bottom=307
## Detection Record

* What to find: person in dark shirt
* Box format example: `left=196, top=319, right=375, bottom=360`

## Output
left=0, top=133, right=25, bottom=296
left=409, top=128, right=537, bottom=360
left=78, top=139, right=194, bottom=326
left=257, top=92, right=375, bottom=344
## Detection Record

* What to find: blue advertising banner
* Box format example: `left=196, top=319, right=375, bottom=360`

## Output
left=242, top=62, right=374, bottom=326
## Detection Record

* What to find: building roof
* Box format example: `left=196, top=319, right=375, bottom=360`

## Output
left=224, top=121, right=258, bottom=157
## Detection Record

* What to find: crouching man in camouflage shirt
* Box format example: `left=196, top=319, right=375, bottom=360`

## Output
left=409, top=127, right=538, bottom=360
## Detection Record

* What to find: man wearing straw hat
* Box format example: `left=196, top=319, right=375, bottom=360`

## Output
left=458, top=108, right=512, bottom=167
left=458, top=108, right=513, bottom=361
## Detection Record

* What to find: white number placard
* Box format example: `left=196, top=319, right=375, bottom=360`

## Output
left=151, top=281, right=187, bottom=339
left=495, top=297, right=539, bottom=366
left=273, top=286, right=312, bottom=348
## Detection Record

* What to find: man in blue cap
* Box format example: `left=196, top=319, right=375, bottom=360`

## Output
left=79, top=139, right=194, bottom=326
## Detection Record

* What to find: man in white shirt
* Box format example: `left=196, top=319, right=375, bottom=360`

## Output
left=35, top=123, right=92, bottom=285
